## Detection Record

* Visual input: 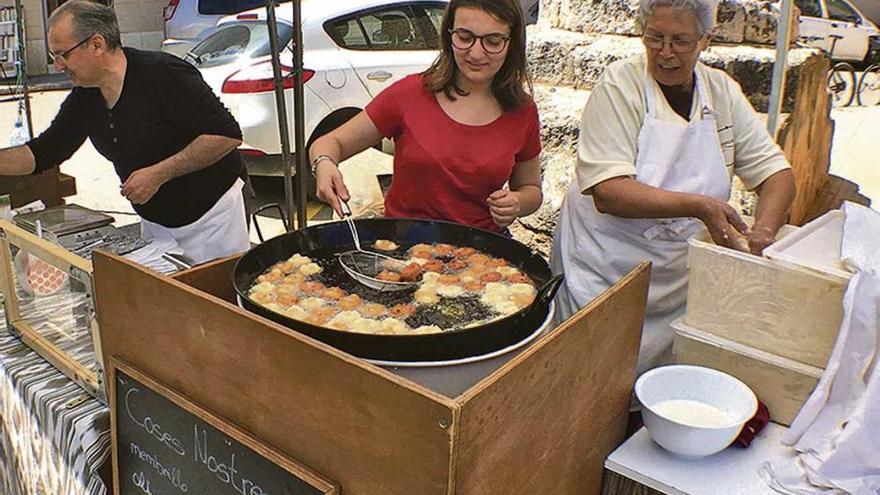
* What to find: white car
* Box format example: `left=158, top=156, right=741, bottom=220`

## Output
left=793, top=0, right=880, bottom=63
left=161, top=0, right=266, bottom=58
left=187, top=0, right=448, bottom=178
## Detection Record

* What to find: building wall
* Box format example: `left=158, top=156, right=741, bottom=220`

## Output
left=0, top=0, right=167, bottom=76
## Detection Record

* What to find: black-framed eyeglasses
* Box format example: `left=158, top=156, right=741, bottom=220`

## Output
left=641, top=32, right=702, bottom=53
left=449, top=28, right=510, bottom=54
left=49, top=33, right=94, bottom=63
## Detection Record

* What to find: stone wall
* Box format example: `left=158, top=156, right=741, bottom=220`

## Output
left=538, top=0, right=790, bottom=45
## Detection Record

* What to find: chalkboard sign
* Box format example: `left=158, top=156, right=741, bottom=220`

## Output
left=112, top=362, right=336, bottom=495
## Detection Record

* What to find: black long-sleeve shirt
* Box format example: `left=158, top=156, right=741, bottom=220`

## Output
left=27, top=47, right=244, bottom=227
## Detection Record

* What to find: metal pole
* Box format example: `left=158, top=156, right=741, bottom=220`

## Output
left=766, top=0, right=793, bottom=139
left=13, top=0, right=33, bottom=138
left=265, top=0, right=296, bottom=231
left=291, top=0, right=307, bottom=231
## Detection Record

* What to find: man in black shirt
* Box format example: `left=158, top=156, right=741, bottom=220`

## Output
left=0, top=0, right=249, bottom=264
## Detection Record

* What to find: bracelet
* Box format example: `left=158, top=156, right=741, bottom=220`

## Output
left=310, top=154, right=338, bottom=176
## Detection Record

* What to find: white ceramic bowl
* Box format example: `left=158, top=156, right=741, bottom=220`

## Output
left=635, top=365, right=758, bottom=459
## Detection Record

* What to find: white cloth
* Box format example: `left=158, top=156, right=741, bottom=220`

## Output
left=760, top=202, right=880, bottom=495
left=140, top=178, right=249, bottom=265
left=550, top=68, right=729, bottom=375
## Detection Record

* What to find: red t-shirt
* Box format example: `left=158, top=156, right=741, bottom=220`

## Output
left=366, top=74, right=542, bottom=232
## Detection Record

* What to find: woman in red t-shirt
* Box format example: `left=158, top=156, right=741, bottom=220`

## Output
left=309, top=0, right=542, bottom=233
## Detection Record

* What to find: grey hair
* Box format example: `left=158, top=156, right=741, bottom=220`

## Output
left=49, top=0, right=122, bottom=50
left=639, top=0, right=718, bottom=36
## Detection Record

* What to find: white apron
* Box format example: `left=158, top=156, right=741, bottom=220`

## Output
left=140, top=178, right=249, bottom=265
left=550, top=69, right=730, bottom=374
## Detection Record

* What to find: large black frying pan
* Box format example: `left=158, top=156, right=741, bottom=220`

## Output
left=233, top=217, right=563, bottom=361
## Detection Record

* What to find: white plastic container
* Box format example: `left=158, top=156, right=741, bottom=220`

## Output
left=635, top=364, right=757, bottom=459
left=763, top=209, right=852, bottom=281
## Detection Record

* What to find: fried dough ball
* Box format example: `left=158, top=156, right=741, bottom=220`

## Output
left=463, top=280, right=485, bottom=292
left=282, top=272, right=306, bottom=285
left=257, top=269, right=283, bottom=283
left=287, top=253, right=312, bottom=266
left=275, top=261, right=298, bottom=274
left=423, top=260, right=444, bottom=273
left=338, top=294, right=362, bottom=310
left=321, top=286, right=346, bottom=300
left=299, top=280, right=325, bottom=294
left=411, top=243, right=433, bottom=253
left=437, top=274, right=461, bottom=285
left=304, top=306, right=336, bottom=326
left=480, top=271, right=503, bottom=283
left=506, top=273, right=531, bottom=284
left=453, top=247, right=476, bottom=258
left=390, top=303, right=416, bottom=318
left=377, top=317, right=410, bottom=335
left=399, top=262, right=422, bottom=282
left=436, top=284, right=464, bottom=298
left=250, top=281, right=276, bottom=294
left=359, top=303, right=387, bottom=318
left=412, top=249, right=433, bottom=260
left=373, top=239, right=399, bottom=251
left=300, top=297, right=326, bottom=311
left=299, top=262, right=323, bottom=276
left=446, top=259, right=468, bottom=271
left=276, top=293, right=300, bottom=306
left=376, top=270, right=402, bottom=282
left=433, top=243, right=454, bottom=256
left=467, top=253, right=491, bottom=265
left=250, top=292, right=274, bottom=305
left=485, top=257, right=508, bottom=268
left=511, top=291, right=536, bottom=307
left=414, top=288, right=440, bottom=305
left=282, top=305, right=307, bottom=320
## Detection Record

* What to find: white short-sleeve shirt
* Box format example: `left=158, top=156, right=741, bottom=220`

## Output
left=576, top=54, right=790, bottom=194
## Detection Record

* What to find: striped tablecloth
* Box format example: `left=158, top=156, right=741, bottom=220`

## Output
left=0, top=319, right=110, bottom=495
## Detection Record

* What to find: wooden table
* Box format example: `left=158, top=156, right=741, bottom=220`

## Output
left=601, top=424, right=790, bottom=495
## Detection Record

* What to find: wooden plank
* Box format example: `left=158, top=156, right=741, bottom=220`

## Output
left=0, top=168, right=75, bottom=208
left=685, top=238, right=845, bottom=368
left=673, top=323, right=822, bottom=426
left=93, top=252, right=456, bottom=495
left=453, top=263, right=651, bottom=495
left=109, top=359, right=339, bottom=495
left=11, top=319, right=100, bottom=394
left=776, top=54, right=834, bottom=226
left=0, top=236, right=22, bottom=322
left=170, top=254, right=239, bottom=303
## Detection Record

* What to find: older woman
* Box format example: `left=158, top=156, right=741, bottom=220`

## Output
left=550, top=0, right=795, bottom=374
left=310, top=0, right=542, bottom=234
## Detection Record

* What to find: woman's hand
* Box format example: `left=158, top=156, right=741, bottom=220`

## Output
left=315, top=161, right=350, bottom=218
left=487, top=189, right=521, bottom=228
left=747, top=225, right=776, bottom=255
left=697, top=196, right=751, bottom=251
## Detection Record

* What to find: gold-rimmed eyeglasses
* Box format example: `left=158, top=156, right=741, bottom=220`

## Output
left=641, top=32, right=703, bottom=53
left=49, top=33, right=95, bottom=63
left=449, top=28, right=510, bottom=54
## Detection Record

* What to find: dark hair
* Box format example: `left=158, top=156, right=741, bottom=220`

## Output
left=49, top=0, right=122, bottom=50
left=423, top=0, right=532, bottom=111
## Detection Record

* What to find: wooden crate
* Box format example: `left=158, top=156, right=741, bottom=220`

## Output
left=673, top=319, right=822, bottom=426
left=94, top=252, right=651, bottom=495
left=0, top=220, right=104, bottom=400
left=684, top=234, right=847, bottom=369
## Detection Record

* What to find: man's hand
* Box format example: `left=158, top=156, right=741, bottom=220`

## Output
left=121, top=165, right=167, bottom=204
left=487, top=189, right=521, bottom=228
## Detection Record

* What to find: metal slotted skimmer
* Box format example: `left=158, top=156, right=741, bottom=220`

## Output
left=336, top=201, right=418, bottom=292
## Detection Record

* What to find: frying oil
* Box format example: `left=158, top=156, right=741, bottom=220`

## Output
left=652, top=399, right=732, bottom=428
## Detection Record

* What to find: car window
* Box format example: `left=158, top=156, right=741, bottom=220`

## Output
left=188, top=21, right=294, bottom=68
left=795, top=0, right=822, bottom=17
left=328, top=4, right=446, bottom=51
left=825, top=0, right=861, bottom=23
left=326, top=17, right=370, bottom=49
left=198, top=0, right=265, bottom=16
